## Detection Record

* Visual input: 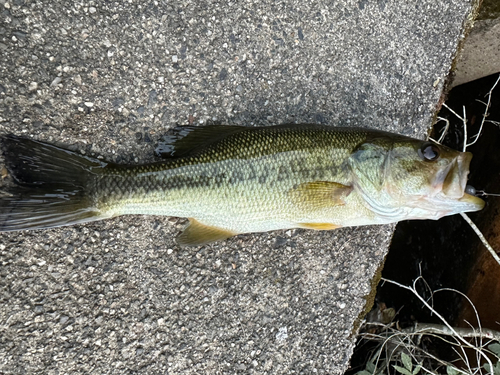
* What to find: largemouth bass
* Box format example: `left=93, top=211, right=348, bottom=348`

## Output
left=0, top=124, right=484, bottom=246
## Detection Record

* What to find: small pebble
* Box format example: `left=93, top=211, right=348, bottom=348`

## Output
left=219, top=68, right=228, bottom=81
left=28, top=82, right=38, bottom=91
left=50, top=77, right=62, bottom=87
left=34, top=305, right=44, bottom=314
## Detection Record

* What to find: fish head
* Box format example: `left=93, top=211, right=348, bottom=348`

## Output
left=350, top=135, right=484, bottom=221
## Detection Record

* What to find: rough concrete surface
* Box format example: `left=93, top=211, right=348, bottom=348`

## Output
left=453, top=16, right=500, bottom=87
left=0, top=0, right=475, bottom=374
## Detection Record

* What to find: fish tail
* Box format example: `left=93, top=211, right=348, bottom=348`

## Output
left=0, top=135, right=107, bottom=231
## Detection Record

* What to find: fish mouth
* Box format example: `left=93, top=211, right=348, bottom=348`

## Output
left=439, top=151, right=484, bottom=211
left=440, top=152, right=471, bottom=198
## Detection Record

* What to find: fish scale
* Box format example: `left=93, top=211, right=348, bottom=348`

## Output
left=92, top=127, right=370, bottom=233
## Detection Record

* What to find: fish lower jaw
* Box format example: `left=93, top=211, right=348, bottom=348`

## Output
left=458, top=193, right=485, bottom=210
left=423, top=192, right=485, bottom=215
left=403, top=196, right=485, bottom=220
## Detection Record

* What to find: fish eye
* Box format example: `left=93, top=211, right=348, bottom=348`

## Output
left=418, top=142, right=440, bottom=161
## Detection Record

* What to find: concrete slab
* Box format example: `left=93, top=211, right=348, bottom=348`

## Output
left=0, top=0, right=477, bottom=373
left=453, top=17, right=500, bottom=87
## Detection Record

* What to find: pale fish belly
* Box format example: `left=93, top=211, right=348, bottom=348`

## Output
left=115, top=186, right=386, bottom=233
left=111, top=172, right=383, bottom=234
left=109, top=153, right=366, bottom=234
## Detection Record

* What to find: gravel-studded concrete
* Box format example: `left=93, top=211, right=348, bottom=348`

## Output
left=0, top=0, right=477, bottom=374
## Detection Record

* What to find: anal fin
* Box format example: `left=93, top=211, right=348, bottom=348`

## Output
left=176, top=218, right=236, bottom=246
left=298, top=223, right=341, bottom=230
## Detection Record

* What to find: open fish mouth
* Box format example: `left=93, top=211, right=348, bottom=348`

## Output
left=440, top=152, right=470, bottom=198
left=438, top=151, right=484, bottom=211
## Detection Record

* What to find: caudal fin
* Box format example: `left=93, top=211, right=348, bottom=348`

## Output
left=0, top=135, right=106, bottom=231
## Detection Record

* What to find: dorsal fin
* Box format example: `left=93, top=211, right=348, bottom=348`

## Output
left=155, top=125, right=247, bottom=158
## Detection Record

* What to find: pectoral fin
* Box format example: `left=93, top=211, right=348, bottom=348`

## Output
left=289, top=181, right=353, bottom=211
left=176, top=218, right=236, bottom=246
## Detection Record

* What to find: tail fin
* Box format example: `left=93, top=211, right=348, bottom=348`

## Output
left=1, top=135, right=107, bottom=231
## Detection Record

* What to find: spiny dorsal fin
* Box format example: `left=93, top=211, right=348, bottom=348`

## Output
left=289, top=181, right=353, bottom=211
left=155, top=125, right=247, bottom=158
left=176, top=218, right=236, bottom=246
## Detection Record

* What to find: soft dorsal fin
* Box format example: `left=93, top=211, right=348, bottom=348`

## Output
left=155, top=125, right=247, bottom=158
left=176, top=218, right=236, bottom=246
left=289, top=181, right=353, bottom=211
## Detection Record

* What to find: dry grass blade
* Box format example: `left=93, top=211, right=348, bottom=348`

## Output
left=460, top=212, right=500, bottom=267
left=354, top=278, right=500, bottom=375
left=468, top=74, right=500, bottom=148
